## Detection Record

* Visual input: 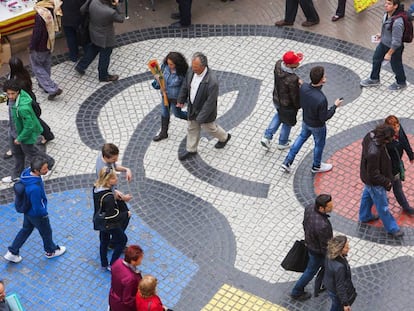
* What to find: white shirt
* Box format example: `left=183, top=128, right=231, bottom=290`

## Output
left=190, top=67, right=208, bottom=104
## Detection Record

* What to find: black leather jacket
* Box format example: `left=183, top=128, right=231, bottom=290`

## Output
left=303, top=205, right=333, bottom=255
left=324, top=256, right=357, bottom=307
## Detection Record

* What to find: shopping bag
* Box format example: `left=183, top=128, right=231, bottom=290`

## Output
left=281, top=240, right=309, bottom=272
left=354, top=0, right=378, bottom=13
left=5, top=293, right=24, bottom=311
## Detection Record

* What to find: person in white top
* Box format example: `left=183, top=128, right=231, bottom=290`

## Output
left=177, top=52, right=231, bottom=161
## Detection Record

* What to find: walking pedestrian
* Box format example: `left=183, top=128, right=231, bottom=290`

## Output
left=274, top=0, right=320, bottom=27
left=4, top=157, right=66, bottom=263
left=290, top=194, right=334, bottom=301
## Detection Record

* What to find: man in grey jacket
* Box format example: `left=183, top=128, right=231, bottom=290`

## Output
left=75, top=0, right=124, bottom=82
left=177, top=52, right=231, bottom=161
left=360, top=0, right=406, bottom=91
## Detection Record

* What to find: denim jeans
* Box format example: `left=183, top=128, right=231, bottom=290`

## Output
left=328, top=290, right=342, bottom=311
left=99, top=227, right=127, bottom=267
left=291, top=251, right=324, bottom=296
left=264, top=112, right=291, bottom=145
left=371, top=42, right=406, bottom=85
left=392, top=177, right=410, bottom=210
left=284, top=122, right=326, bottom=168
left=77, top=43, right=113, bottom=80
left=161, top=100, right=187, bottom=120
left=359, top=185, right=400, bottom=233
left=9, top=214, right=58, bottom=254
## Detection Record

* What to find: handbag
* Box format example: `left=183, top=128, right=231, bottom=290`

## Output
left=281, top=240, right=309, bottom=272
left=93, top=192, right=115, bottom=231
left=354, top=0, right=377, bottom=13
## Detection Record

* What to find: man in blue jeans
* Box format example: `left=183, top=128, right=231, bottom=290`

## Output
left=360, top=0, right=407, bottom=91
left=290, top=194, right=334, bottom=301
left=260, top=51, right=303, bottom=151
left=4, top=157, right=66, bottom=263
left=281, top=66, right=342, bottom=174
left=359, top=124, right=404, bottom=238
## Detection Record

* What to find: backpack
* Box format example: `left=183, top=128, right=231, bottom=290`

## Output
left=13, top=179, right=31, bottom=213
left=390, top=10, right=414, bottom=43
left=31, top=100, right=42, bottom=118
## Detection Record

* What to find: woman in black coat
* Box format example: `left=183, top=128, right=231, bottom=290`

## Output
left=324, top=235, right=357, bottom=311
left=93, top=167, right=129, bottom=270
left=385, top=115, right=414, bottom=215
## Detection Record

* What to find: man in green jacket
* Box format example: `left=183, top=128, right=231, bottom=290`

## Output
left=2, top=79, right=55, bottom=183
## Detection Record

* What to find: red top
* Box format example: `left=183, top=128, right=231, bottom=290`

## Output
left=135, top=293, right=164, bottom=311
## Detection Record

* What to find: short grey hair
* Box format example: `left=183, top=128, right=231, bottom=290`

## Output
left=192, top=52, right=208, bottom=67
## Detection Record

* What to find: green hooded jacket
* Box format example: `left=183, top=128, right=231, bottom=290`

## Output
left=11, top=89, right=43, bottom=144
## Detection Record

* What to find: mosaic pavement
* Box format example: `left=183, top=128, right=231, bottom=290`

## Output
left=1, top=24, right=414, bottom=311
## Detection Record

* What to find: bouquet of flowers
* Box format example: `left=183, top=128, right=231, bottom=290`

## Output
left=148, top=59, right=169, bottom=106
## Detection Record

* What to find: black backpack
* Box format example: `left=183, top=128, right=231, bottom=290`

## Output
left=390, top=10, right=414, bottom=43
left=13, top=180, right=31, bottom=213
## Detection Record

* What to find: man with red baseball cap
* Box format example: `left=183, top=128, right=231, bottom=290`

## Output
left=260, top=51, right=303, bottom=151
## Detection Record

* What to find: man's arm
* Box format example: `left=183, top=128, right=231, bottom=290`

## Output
left=114, top=164, right=132, bottom=182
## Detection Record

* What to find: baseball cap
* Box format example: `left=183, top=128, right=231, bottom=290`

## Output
left=282, top=51, right=304, bottom=65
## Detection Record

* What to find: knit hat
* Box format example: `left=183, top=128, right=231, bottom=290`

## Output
left=282, top=51, right=304, bottom=65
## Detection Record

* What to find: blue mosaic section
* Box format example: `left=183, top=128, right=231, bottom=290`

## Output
left=0, top=188, right=198, bottom=310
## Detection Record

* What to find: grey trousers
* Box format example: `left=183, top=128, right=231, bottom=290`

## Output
left=30, top=50, right=59, bottom=94
left=186, top=120, right=228, bottom=152
left=10, top=137, right=55, bottom=179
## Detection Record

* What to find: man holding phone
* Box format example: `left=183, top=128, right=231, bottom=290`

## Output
left=281, top=66, right=343, bottom=173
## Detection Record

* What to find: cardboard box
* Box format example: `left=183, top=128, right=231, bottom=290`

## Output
left=0, top=37, right=11, bottom=65
left=7, top=28, right=32, bottom=53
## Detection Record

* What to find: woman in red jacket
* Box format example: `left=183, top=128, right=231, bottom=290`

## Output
left=136, top=275, right=172, bottom=311
left=109, top=245, right=144, bottom=311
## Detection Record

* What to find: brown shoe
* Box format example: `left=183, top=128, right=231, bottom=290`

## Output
left=275, top=20, right=294, bottom=27
left=99, top=74, right=119, bottom=82
left=301, top=20, right=319, bottom=27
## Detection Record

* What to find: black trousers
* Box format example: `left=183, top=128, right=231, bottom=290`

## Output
left=285, top=0, right=319, bottom=23
left=178, top=0, right=192, bottom=26
left=335, top=0, right=347, bottom=17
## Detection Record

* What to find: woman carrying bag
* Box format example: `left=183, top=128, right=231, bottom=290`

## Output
left=93, top=167, right=129, bottom=271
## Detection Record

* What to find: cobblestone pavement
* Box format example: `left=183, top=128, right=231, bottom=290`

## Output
left=1, top=2, right=414, bottom=311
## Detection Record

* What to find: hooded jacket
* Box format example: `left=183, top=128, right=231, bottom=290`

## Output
left=11, top=89, right=43, bottom=145
left=20, top=167, right=48, bottom=217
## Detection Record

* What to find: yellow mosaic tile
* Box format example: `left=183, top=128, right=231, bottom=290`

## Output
left=201, top=284, right=289, bottom=311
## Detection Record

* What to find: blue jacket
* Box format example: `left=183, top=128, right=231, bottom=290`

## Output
left=20, top=167, right=48, bottom=217
left=152, top=65, right=185, bottom=101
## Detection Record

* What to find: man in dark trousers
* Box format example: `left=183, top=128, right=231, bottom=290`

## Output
left=171, top=0, right=192, bottom=28
left=177, top=52, right=231, bottom=160
left=359, top=124, right=403, bottom=237
left=290, top=194, right=334, bottom=301
left=275, top=0, right=320, bottom=27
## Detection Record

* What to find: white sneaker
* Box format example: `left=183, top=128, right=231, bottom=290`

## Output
left=4, top=251, right=22, bottom=263
left=277, top=141, right=291, bottom=150
left=260, top=137, right=270, bottom=149
left=280, top=163, right=291, bottom=173
left=45, top=246, right=66, bottom=259
left=1, top=176, right=13, bottom=183
left=311, top=162, right=333, bottom=173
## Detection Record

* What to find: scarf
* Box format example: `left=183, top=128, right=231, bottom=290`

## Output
left=34, top=0, right=62, bottom=52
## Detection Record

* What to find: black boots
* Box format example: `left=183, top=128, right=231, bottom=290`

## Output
left=153, top=116, right=170, bottom=142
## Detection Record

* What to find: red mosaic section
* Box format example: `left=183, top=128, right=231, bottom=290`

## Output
left=314, top=136, right=414, bottom=228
